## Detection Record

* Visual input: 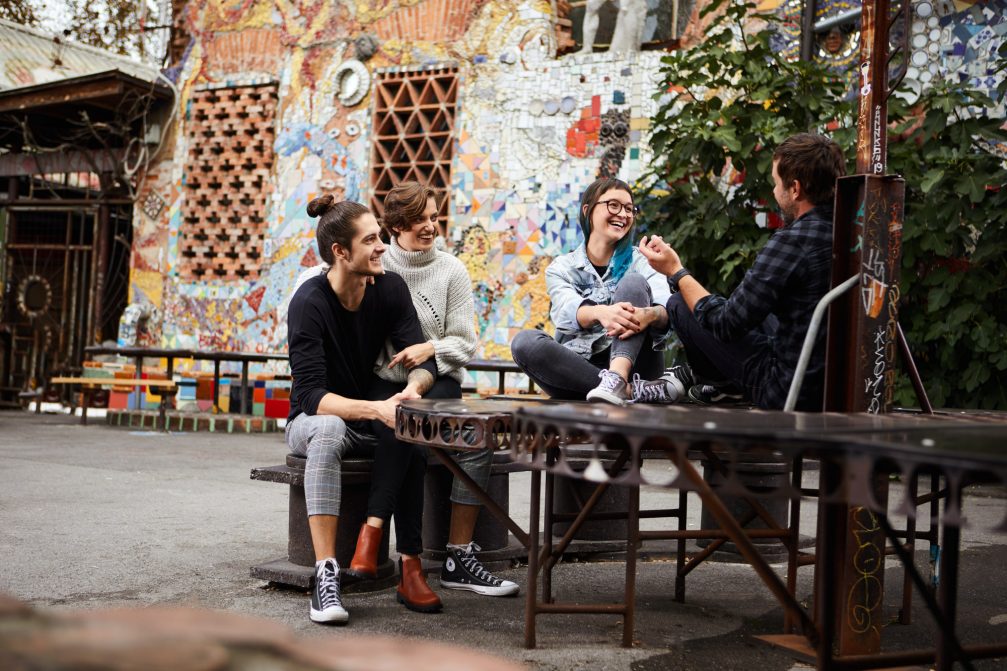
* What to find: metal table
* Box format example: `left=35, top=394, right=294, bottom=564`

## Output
left=510, top=403, right=1007, bottom=669
left=396, top=399, right=552, bottom=550
left=84, top=345, right=289, bottom=414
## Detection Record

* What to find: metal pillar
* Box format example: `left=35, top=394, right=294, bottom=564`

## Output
left=820, top=0, right=910, bottom=662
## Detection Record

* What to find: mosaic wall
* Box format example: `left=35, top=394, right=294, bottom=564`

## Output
left=766, top=0, right=1007, bottom=120
left=126, top=0, right=1006, bottom=378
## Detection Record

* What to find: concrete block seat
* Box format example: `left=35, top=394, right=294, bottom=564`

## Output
left=250, top=454, right=396, bottom=592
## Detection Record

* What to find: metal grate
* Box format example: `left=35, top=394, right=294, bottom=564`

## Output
left=369, top=66, right=458, bottom=230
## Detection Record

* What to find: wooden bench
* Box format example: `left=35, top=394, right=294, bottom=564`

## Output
left=49, top=376, right=178, bottom=430
left=466, top=359, right=536, bottom=396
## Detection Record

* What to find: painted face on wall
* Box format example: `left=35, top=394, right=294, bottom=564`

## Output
left=586, top=187, right=636, bottom=247
left=395, top=197, right=439, bottom=252
left=336, top=212, right=386, bottom=276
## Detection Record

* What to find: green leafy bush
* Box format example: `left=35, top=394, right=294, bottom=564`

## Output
left=643, top=0, right=1007, bottom=409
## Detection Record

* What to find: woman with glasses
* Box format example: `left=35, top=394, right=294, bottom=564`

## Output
left=511, top=177, right=692, bottom=404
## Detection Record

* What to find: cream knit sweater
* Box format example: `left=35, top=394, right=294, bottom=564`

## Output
left=291, top=238, right=477, bottom=384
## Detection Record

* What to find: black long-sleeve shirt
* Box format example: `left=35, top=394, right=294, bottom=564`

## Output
left=287, top=271, right=437, bottom=421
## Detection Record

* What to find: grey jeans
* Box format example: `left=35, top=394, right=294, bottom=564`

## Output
left=284, top=413, right=378, bottom=517
left=511, top=272, right=664, bottom=399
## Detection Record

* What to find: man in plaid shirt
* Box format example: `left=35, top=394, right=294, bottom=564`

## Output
left=637, top=133, right=845, bottom=410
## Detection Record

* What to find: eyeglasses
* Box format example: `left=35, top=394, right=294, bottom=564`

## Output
left=595, top=200, right=639, bottom=217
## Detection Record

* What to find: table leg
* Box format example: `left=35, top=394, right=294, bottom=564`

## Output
left=133, top=356, right=143, bottom=411
left=81, top=386, right=91, bottom=426
left=679, top=456, right=817, bottom=641
left=936, top=488, right=963, bottom=671
left=785, top=456, right=804, bottom=633
left=240, top=361, right=249, bottom=415
left=816, top=460, right=843, bottom=670
left=525, top=469, right=541, bottom=649
left=543, top=465, right=559, bottom=600
left=212, top=360, right=221, bottom=413
left=674, top=488, right=687, bottom=602
left=541, top=449, right=631, bottom=571
left=900, top=471, right=919, bottom=625
left=428, top=447, right=529, bottom=547
left=623, top=472, right=640, bottom=648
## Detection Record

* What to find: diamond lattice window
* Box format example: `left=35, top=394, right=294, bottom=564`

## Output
left=180, top=83, right=278, bottom=280
left=369, top=66, right=458, bottom=229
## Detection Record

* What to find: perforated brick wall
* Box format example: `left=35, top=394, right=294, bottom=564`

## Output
left=370, top=66, right=458, bottom=229
left=180, top=83, right=278, bottom=281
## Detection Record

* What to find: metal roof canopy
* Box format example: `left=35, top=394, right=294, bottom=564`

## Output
left=0, top=69, right=174, bottom=175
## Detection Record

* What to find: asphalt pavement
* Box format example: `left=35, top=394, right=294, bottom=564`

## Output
left=1, top=410, right=1005, bottom=670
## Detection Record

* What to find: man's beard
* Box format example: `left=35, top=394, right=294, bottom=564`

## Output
left=780, top=204, right=797, bottom=225
left=349, top=256, right=383, bottom=277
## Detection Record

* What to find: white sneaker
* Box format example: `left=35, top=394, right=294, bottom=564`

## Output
left=585, top=369, right=631, bottom=406
left=310, top=558, right=349, bottom=624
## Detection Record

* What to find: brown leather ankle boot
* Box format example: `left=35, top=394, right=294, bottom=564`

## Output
left=396, top=555, right=442, bottom=613
left=346, top=523, right=382, bottom=579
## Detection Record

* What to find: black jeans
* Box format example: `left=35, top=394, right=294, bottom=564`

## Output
left=665, top=293, right=776, bottom=391
left=364, top=375, right=460, bottom=555
left=511, top=272, right=664, bottom=399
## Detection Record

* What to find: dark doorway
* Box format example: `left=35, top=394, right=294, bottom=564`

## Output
left=0, top=201, right=132, bottom=403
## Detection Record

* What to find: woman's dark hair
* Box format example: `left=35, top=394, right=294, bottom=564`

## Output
left=578, top=177, right=635, bottom=283
left=772, top=133, right=846, bottom=205
left=382, top=181, right=437, bottom=238
left=306, top=195, right=370, bottom=264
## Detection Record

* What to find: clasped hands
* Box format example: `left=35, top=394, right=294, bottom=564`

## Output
left=592, top=235, right=683, bottom=340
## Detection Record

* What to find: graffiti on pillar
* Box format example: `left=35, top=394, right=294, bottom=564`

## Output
left=853, top=177, right=904, bottom=415
left=846, top=506, right=883, bottom=641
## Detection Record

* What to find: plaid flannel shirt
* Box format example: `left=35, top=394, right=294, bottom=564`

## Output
left=693, top=205, right=834, bottom=410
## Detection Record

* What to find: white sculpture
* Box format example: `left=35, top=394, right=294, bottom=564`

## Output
left=578, top=0, right=648, bottom=54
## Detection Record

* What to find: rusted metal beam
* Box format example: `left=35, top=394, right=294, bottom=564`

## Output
left=0, top=79, right=125, bottom=115
left=0, top=150, right=125, bottom=177
left=800, top=0, right=819, bottom=62
left=0, top=70, right=172, bottom=114
left=854, top=0, right=889, bottom=174
left=826, top=175, right=905, bottom=413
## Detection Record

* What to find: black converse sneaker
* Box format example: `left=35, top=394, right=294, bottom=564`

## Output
left=440, top=543, right=519, bottom=597
left=687, top=383, right=745, bottom=405
left=310, top=558, right=349, bottom=624
left=631, top=364, right=694, bottom=404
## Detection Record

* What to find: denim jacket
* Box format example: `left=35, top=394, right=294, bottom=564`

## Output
left=546, top=244, right=672, bottom=358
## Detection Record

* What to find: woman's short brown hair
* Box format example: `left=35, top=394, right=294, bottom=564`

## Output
left=382, top=181, right=437, bottom=238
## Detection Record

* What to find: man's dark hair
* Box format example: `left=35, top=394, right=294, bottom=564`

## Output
left=307, top=195, right=370, bottom=263
left=772, top=133, right=846, bottom=206
left=382, top=181, right=436, bottom=238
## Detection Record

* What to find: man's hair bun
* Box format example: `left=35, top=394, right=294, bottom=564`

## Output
left=307, top=194, right=336, bottom=218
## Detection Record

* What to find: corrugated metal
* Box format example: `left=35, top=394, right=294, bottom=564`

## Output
left=0, top=18, right=161, bottom=91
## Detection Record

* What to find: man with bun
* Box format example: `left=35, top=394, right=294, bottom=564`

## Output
left=285, top=195, right=439, bottom=624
